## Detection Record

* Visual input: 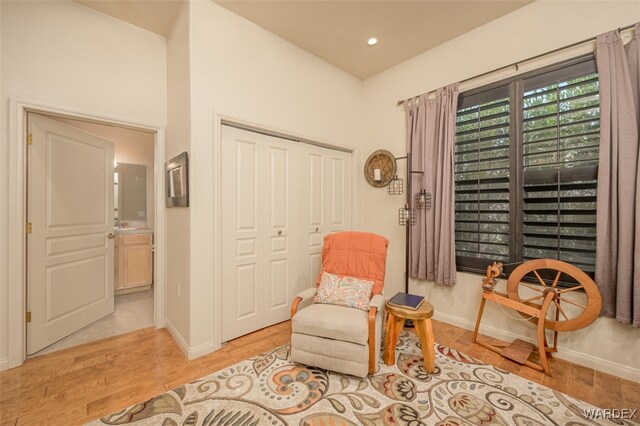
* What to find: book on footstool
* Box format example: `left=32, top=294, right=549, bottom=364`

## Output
left=388, top=292, right=425, bottom=310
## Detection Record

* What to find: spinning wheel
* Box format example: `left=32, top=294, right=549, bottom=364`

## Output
left=507, top=259, right=602, bottom=332
left=472, top=259, right=602, bottom=375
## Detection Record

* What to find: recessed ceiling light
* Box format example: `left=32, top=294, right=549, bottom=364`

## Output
left=367, top=37, right=378, bottom=46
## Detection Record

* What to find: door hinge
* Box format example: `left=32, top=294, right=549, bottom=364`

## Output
left=26, top=311, right=32, bottom=323
left=26, top=133, right=33, bottom=145
left=26, top=222, right=32, bottom=234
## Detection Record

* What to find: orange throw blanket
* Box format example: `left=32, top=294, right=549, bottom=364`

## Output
left=315, top=231, right=389, bottom=295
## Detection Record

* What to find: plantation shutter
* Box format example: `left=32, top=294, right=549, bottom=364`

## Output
left=455, top=85, right=512, bottom=271
left=454, top=55, right=599, bottom=278
left=522, top=63, right=599, bottom=274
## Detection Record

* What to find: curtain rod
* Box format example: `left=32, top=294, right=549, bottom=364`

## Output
left=397, top=22, right=637, bottom=106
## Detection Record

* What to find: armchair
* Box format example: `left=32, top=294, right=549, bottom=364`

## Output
left=289, top=232, right=388, bottom=378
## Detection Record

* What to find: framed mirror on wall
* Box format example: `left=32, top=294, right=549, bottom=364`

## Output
left=115, top=163, right=148, bottom=223
left=166, top=152, right=189, bottom=207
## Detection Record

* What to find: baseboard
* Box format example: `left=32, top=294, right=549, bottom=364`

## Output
left=433, top=311, right=640, bottom=382
left=187, top=340, right=219, bottom=360
left=0, top=357, right=8, bottom=372
left=115, top=284, right=152, bottom=296
left=165, top=319, right=220, bottom=360
left=165, top=319, right=189, bottom=357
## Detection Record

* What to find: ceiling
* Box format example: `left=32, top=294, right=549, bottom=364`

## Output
left=74, top=0, right=532, bottom=80
left=73, top=0, right=183, bottom=36
left=214, top=1, right=532, bottom=79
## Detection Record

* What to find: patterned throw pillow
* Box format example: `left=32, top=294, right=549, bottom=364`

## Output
left=314, top=271, right=374, bottom=311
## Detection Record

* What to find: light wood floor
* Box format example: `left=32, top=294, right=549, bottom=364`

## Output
left=1, top=320, right=638, bottom=425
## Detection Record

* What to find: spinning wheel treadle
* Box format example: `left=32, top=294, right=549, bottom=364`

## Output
left=472, top=259, right=602, bottom=376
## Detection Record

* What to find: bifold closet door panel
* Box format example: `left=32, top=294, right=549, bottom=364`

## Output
left=325, top=149, right=352, bottom=235
left=221, top=126, right=300, bottom=342
left=221, top=125, right=352, bottom=342
left=300, top=147, right=325, bottom=292
left=221, top=127, right=262, bottom=342
left=299, top=145, right=353, bottom=292
left=262, top=137, right=301, bottom=326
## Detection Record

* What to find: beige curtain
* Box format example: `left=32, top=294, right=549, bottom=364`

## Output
left=595, top=23, right=640, bottom=326
left=405, top=84, right=459, bottom=285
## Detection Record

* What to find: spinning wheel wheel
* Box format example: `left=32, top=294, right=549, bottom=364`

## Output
left=472, top=259, right=602, bottom=376
left=506, top=259, right=602, bottom=332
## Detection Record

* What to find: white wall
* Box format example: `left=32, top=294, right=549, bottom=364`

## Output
left=185, top=0, right=364, bottom=353
left=165, top=1, right=192, bottom=348
left=0, top=0, right=166, bottom=368
left=362, top=1, right=640, bottom=379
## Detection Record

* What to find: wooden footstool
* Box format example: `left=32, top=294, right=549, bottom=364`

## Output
left=384, top=300, right=436, bottom=373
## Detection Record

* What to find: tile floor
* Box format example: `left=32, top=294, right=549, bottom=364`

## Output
left=32, top=289, right=154, bottom=357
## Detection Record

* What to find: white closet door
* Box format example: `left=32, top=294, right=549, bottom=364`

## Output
left=221, top=126, right=299, bottom=341
left=299, top=145, right=352, bottom=291
left=263, top=138, right=300, bottom=325
left=221, top=127, right=261, bottom=341
left=300, top=147, right=325, bottom=292
left=221, top=125, right=352, bottom=341
left=325, top=149, right=352, bottom=235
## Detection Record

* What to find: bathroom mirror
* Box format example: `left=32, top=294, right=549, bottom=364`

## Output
left=114, top=163, right=147, bottom=224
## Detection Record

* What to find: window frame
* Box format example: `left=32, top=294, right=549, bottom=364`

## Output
left=454, top=54, right=599, bottom=277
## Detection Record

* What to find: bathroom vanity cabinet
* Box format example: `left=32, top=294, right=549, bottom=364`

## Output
left=115, top=232, right=153, bottom=294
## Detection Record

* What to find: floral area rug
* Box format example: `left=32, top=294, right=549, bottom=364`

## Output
left=87, top=331, right=632, bottom=425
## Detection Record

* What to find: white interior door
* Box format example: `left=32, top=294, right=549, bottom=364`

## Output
left=27, top=114, right=115, bottom=354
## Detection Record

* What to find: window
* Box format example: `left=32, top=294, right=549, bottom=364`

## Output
left=454, top=55, right=599, bottom=278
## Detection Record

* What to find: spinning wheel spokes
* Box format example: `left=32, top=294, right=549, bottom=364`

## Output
left=557, top=297, right=587, bottom=310
left=558, top=285, right=583, bottom=294
left=553, top=299, right=569, bottom=321
left=522, top=294, right=544, bottom=303
left=532, top=270, right=548, bottom=287
left=506, top=259, right=602, bottom=332
left=520, top=282, right=544, bottom=293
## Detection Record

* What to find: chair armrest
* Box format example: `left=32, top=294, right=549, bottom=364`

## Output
left=290, top=287, right=317, bottom=318
left=368, top=294, right=385, bottom=374
left=369, top=294, right=385, bottom=311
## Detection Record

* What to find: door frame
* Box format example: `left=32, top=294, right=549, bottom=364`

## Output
left=211, top=112, right=360, bottom=350
left=7, top=97, right=166, bottom=369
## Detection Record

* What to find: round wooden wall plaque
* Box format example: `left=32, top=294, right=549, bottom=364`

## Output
left=364, top=149, right=397, bottom=187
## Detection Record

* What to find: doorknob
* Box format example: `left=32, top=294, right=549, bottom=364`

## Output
left=107, top=232, right=116, bottom=239
left=315, top=227, right=319, bottom=232
left=278, top=230, right=282, bottom=236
